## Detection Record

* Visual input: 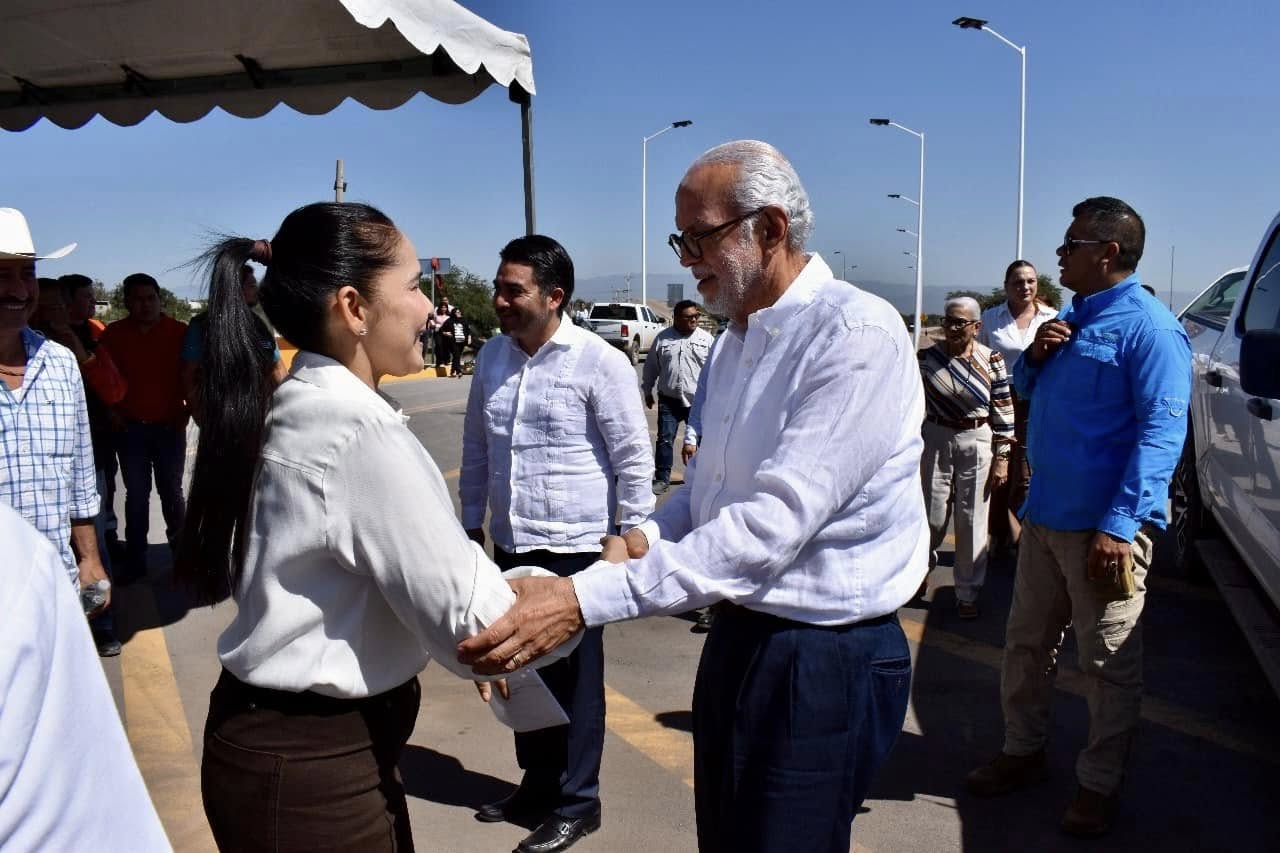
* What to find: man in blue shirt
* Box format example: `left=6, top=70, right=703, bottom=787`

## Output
left=965, top=197, right=1191, bottom=838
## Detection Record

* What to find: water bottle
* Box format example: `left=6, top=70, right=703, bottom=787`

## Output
left=81, top=578, right=111, bottom=613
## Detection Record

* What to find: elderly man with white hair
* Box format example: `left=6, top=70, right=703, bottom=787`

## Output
left=459, top=140, right=929, bottom=853
left=917, top=295, right=1015, bottom=619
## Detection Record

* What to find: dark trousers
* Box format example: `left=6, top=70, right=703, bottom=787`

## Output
left=89, top=467, right=115, bottom=637
left=495, top=547, right=605, bottom=820
left=655, top=394, right=690, bottom=483
left=450, top=340, right=465, bottom=375
left=692, top=604, right=912, bottom=853
left=202, top=669, right=421, bottom=853
left=117, top=421, right=186, bottom=573
left=436, top=335, right=452, bottom=368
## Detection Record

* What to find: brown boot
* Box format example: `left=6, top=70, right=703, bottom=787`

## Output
left=964, top=750, right=1048, bottom=797
left=1060, top=785, right=1115, bottom=838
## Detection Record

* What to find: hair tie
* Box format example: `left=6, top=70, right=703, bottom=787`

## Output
left=250, top=239, right=272, bottom=265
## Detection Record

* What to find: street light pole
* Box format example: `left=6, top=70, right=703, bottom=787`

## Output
left=874, top=118, right=925, bottom=348
left=954, top=16, right=1027, bottom=259
left=642, top=120, right=692, bottom=308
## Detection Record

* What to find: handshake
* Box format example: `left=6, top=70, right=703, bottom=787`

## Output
left=599, top=527, right=650, bottom=563
left=458, top=527, right=652, bottom=679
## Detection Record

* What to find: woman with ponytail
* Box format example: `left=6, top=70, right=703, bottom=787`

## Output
left=179, top=202, right=574, bottom=851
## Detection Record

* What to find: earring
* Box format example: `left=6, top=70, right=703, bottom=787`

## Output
left=358, top=327, right=368, bottom=337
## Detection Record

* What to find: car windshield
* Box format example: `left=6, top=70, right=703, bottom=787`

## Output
left=1183, top=271, right=1247, bottom=327
left=590, top=305, right=636, bottom=320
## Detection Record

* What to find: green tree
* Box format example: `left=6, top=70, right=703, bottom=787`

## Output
left=425, top=265, right=498, bottom=338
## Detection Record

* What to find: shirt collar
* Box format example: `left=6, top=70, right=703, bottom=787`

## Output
left=1070, top=272, right=1141, bottom=321
left=288, top=350, right=406, bottom=421
left=504, top=314, right=578, bottom=360
left=740, top=253, right=832, bottom=336
left=20, top=326, right=45, bottom=360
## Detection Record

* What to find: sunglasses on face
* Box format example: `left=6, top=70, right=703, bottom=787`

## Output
left=668, top=208, right=766, bottom=261
left=1059, top=234, right=1111, bottom=256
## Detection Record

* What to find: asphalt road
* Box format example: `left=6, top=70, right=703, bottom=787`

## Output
left=98, top=368, right=1280, bottom=852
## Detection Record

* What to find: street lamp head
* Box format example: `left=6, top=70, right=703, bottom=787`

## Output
left=952, top=16, right=988, bottom=29
left=887, top=193, right=902, bottom=199
left=869, top=118, right=891, bottom=126
left=672, top=120, right=692, bottom=128
left=896, top=228, right=907, bottom=233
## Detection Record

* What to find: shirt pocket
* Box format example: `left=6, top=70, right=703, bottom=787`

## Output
left=31, top=388, right=78, bottom=458
left=1072, top=337, right=1126, bottom=405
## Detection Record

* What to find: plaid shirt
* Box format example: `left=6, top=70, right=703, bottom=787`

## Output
left=0, top=328, right=100, bottom=580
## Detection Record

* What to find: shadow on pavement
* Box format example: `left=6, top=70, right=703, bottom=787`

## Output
left=400, top=745, right=517, bottom=814
left=654, top=710, right=693, bottom=733
left=868, top=527, right=1280, bottom=852
left=112, top=542, right=230, bottom=644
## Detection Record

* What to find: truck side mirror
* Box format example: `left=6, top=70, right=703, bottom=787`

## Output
left=660, top=316, right=668, bottom=325
left=1240, top=329, right=1280, bottom=398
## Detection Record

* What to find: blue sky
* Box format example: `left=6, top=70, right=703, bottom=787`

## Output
left=7, top=0, right=1278, bottom=312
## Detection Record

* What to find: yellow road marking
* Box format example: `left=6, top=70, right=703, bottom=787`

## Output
left=122, top=627, right=217, bottom=852
left=896, top=612, right=1280, bottom=764
left=604, top=685, right=695, bottom=788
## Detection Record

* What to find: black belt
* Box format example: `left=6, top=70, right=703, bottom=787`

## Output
left=718, top=602, right=897, bottom=632
left=926, top=413, right=988, bottom=431
left=213, top=668, right=417, bottom=717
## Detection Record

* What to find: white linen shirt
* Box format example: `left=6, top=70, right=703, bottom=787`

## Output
left=217, top=352, right=550, bottom=698
left=461, top=318, right=654, bottom=553
left=572, top=255, right=930, bottom=627
left=642, top=325, right=714, bottom=407
left=0, top=502, right=169, bottom=852
left=979, top=301, right=1059, bottom=370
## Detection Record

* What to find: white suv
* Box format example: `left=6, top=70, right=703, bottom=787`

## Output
left=586, top=303, right=666, bottom=364
left=1175, top=216, right=1280, bottom=674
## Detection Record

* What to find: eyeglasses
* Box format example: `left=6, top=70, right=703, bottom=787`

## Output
left=668, top=207, right=767, bottom=260
left=677, top=313, right=701, bottom=322
left=941, top=317, right=980, bottom=330
left=1060, top=234, right=1111, bottom=256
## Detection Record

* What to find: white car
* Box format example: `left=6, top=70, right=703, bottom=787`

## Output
left=586, top=303, right=666, bottom=364
left=1174, top=224, right=1280, bottom=690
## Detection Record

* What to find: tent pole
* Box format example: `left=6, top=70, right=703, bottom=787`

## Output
left=521, top=99, right=536, bottom=235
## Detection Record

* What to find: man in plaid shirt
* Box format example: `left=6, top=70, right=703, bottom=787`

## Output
left=0, top=208, right=109, bottom=613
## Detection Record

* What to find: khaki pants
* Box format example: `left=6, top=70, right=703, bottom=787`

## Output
left=921, top=420, right=992, bottom=603
left=1000, top=521, right=1152, bottom=795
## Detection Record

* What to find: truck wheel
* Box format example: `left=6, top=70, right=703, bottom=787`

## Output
left=1171, top=435, right=1214, bottom=579
left=627, top=336, right=640, bottom=365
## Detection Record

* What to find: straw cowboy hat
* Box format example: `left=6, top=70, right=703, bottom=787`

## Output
left=0, top=208, right=76, bottom=260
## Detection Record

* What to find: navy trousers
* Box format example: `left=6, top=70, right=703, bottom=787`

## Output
left=692, top=604, right=911, bottom=853
left=495, top=548, right=604, bottom=820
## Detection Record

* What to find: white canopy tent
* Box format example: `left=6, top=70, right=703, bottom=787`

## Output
left=0, top=0, right=538, bottom=231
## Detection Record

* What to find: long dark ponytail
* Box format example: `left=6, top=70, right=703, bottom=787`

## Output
left=177, top=202, right=402, bottom=602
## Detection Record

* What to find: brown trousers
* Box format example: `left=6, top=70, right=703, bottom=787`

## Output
left=201, top=669, right=421, bottom=852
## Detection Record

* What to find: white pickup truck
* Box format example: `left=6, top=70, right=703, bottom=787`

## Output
left=1174, top=212, right=1280, bottom=692
left=586, top=303, right=666, bottom=364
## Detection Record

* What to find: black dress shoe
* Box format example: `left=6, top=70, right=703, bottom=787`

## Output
left=475, top=789, right=551, bottom=824
left=515, top=814, right=601, bottom=853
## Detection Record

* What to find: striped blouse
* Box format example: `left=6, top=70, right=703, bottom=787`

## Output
left=917, top=341, right=1015, bottom=444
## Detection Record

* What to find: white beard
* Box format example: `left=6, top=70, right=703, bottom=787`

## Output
left=702, top=230, right=759, bottom=318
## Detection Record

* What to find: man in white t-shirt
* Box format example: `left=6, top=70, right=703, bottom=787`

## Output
left=0, top=501, right=169, bottom=851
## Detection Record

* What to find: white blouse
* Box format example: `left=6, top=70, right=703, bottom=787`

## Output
left=218, top=353, right=567, bottom=699
left=979, top=301, right=1060, bottom=370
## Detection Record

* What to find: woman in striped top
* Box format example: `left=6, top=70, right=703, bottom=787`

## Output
left=917, top=296, right=1015, bottom=619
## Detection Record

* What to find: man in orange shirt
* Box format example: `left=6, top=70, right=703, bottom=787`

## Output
left=100, top=273, right=188, bottom=582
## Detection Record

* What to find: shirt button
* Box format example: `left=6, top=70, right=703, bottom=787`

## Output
left=715, top=472, right=723, bottom=482
left=722, top=415, right=729, bottom=423
left=745, top=358, right=754, bottom=366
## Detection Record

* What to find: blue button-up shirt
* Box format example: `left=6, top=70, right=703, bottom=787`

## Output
left=0, top=328, right=100, bottom=580
left=1014, top=274, right=1191, bottom=542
